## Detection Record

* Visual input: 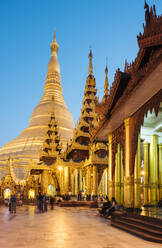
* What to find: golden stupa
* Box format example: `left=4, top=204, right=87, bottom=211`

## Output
left=0, top=32, right=75, bottom=170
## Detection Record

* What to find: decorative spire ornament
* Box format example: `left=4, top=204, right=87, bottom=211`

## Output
left=88, top=49, right=93, bottom=75
left=104, top=64, right=109, bottom=96
left=50, top=28, right=59, bottom=56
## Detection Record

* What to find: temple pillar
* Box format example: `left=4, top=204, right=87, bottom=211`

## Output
left=71, top=169, right=75, bottom=195
left=74, top=169, right=78, bottom=196
left=108, top=133, right=114, bottom=200
left=60, top=168, right=64, bottom=195
left=115, top=144, right=121, bottom=205
left=159, top=144, right=162, bottom=200
left=79, top=168, right=83, bottom=192
left=134, top=134, right=141, bottom=208
left=120, top=149, right=124, bottom=205
left=62, top=168, right=65, bottom=195
left=143, top=142, right=149, bottom=206
left=41, top=170, right=49, bottom=194
left=92, top=165, right=98, bottom=196
left=64, top=167, right=69, bottom=194
left=149, top=135, right=158, bottom=205
left=86, top=167, right=91, bottom=195
left=105, top=168, right=108, bottom=196
left=70, top=169, right=74, bottom=195
left=101, top=173, right=104, bottom=196
left=124, top=117, right=134, bottom=208
left=86, top=169, right=88, bottom=194
left=83, top=177, right=86, bottom=193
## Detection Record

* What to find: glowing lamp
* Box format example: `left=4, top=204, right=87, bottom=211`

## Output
left=141, top=171, right=145, bottom=176
left=58, top=166, right=63, bottom=171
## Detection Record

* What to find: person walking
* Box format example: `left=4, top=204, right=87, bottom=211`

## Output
left=50, top=196, right=55, bottom=210
left=43, top=194, right=48, bottom=212
left=37, top=192, right=43, bottom=213
left=9, top=194, right=16, bottom=213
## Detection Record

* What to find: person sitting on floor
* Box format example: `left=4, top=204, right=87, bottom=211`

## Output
left=106, top=197, right=119, bottom=217
left=100, top=197, right=111, bottom=215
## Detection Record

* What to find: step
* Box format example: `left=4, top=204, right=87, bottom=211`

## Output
left=113, top=218, right=162, bottom=237
left=119, top=215, right=162, bottom=231
left=134, top=213, right=162, bottom=225
left=111, top=221, right=162, bottom=243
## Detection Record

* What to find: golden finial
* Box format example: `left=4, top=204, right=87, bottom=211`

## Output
left=104, top=59, right=109, bottom=96
left=88, top=47, right=93, bottom=75
left=53, top=28, right=56, bottom=42
left=51, top=28, right=59, bottom=55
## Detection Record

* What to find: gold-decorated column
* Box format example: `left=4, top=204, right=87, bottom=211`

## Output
left=108, top=133, right=114, bottom=200
left=124, top=117, right=134, bottom=208
left=41, top=170, right=49, bottom=194
left=134, top=134, right=141, bottom=208
left=79, top=168, right=83, bottom=192
left=60, top=168, right=64, bottom=195
left=115, top=144, right=121, bottom=205
left=143, top=142, right=149, bottom=205
left=149, top=135, right=158, bottom=205
left=104, top=168, right=107, bottom=196
left=159, top=144, right=162, bottom=200
left=120, top=149, right=124, bottom=205
left=92, top=165, right=98, bottom=196
left=86, top=167, right=91, bottom=195
left=70, top=169, right=74, bottom=195
left=74, top=169, right=78, bottom=196
left=64, top=167, right=69, bottom=194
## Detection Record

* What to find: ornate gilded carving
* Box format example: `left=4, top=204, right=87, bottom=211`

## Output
left=92, top=3, right=162, bottom=142
left=111, top=123, right=125, bottom=177
left=129, top=89, right=162, bottom=175
left=138, top=2, right=162, bottom=48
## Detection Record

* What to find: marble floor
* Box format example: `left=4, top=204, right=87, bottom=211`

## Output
left=0, top=205, right=161, bottom=248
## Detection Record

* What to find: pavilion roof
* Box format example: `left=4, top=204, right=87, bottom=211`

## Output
left=91, top=2, right=162, bottom=140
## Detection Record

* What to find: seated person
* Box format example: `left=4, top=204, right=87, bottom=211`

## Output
left=106, top=197, right=119, bottom=217
left=99, top=197, right=111, bottom=215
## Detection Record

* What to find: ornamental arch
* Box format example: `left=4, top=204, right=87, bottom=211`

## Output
left=140, top=103, right=162, bottom=206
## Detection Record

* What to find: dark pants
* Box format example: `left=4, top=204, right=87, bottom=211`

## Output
left=38, top=200, right=43, bottom=212
left=44, top=202, right=48, bottom=212
left=50, top=203, right=54, bottom=210
left=107, top=206, right=115, bottom=216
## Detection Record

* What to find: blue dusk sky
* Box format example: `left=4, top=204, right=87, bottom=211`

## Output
left=0, top=0, right=162, bottom=148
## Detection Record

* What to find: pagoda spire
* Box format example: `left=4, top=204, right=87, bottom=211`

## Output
left=104, top=64, right=109, bottom=96
left=65, top=52, right=99, bottom=161
left=88, top=49, right=93, bottom=75
left=50, top=29, right=59, bottom=56
left=39, top=108, right=62, bottom=164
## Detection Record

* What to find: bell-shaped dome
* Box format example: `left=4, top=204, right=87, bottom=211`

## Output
left=47, top=55, right=60, bottom=74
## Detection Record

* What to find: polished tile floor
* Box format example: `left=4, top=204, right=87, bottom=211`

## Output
left=0, top=205, right=161, bottom=248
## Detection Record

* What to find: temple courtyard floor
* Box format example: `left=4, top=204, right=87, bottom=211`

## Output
left=0, top=205, right=161, bottom=248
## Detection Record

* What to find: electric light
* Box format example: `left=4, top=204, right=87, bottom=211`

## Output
left=4, top=188, right=11, bottom=199
left=28, top=189, right=35, bottom=199
left=141, top=170, right=145, bottom=176
left=58, top=166, right=63, bottom=171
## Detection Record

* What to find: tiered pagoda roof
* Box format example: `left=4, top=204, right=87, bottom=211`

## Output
left=65, top=51, right=99, bottom=162
left=39, top=109, right=62, bottom=165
